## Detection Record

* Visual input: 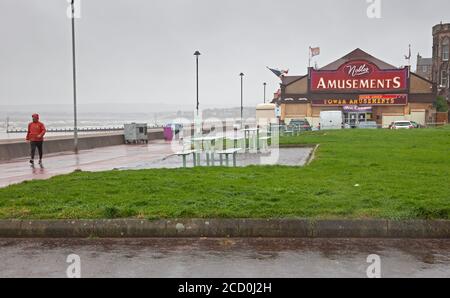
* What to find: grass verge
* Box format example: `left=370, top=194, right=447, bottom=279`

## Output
left=0, top=126, right=449, bottom=220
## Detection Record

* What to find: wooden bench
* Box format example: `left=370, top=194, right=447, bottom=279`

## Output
left=216, top=148, right=242, bottom=167
left=175, top=150, right=198, bottom=167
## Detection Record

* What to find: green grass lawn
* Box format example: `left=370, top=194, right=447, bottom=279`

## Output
left=0, top=126, right=449, bottom=220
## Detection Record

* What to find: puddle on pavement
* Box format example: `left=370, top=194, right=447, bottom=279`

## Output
left=118, top=147, right=313, bottom=170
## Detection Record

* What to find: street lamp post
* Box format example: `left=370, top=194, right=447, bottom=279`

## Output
left=263, top=82, right=267, bottom=103
left=70, top=0, right=79, bottom=154
left=194, top=51, right=201, bottom=115
left=239, top=73, right=244, bottom=126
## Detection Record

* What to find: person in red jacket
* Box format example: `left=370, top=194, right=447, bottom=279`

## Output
left=26, top=114, right=46, bottom=166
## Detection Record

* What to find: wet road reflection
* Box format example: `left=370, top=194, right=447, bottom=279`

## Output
left=0, top=238, right=448, bottom=278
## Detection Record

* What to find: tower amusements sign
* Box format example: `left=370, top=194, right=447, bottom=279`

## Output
left=311, top=94, right=408, bottom=106
left=310, top=60, right=409, bottom=92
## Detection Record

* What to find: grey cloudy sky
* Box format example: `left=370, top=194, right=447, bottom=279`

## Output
left=0, top=0, right=449, bottom=110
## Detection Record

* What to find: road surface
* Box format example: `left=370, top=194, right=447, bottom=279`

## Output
left=0, top=238, right=448, bottom=278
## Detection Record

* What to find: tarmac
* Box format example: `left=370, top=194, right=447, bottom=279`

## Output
left=0, top=238, right=448, bottom=278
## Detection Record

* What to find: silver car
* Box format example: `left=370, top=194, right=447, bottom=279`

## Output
left=390, top=121, right=414, bottom=129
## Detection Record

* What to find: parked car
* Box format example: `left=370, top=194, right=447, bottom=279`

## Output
left=357, top=121, right=378, bottom=129
left=410, top=121, right=424, bottom=128
left=289, top=119, right=312, bottom=131
left=389, top=121, right=414, bottom=129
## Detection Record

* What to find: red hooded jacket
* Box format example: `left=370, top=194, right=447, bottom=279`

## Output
left=26, top=115, right=46, bottom=142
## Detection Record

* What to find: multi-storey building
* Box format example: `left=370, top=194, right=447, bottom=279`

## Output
left=416, top=54, right=432, bottom=81
left=432, top=22, right=450, bottom=102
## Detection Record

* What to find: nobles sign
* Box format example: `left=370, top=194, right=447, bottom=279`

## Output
left=310, top=61, right=408, bottom=92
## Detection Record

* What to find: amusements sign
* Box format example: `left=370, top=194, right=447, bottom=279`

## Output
left=311, top=94, right=408, bottom=106
left=310, top=60, right=408, bottom=92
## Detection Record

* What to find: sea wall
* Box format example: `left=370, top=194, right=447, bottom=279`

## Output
left=0, top=129, right=164, bottom=161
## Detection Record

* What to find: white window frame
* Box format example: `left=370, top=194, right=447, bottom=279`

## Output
left=441, top=70, right=448, bottom=88
left=442, top=38, right=449, bottom=61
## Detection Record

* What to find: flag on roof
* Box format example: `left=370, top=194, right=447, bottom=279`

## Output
left=267, top=67, right=289, bottom=78
left=310, top=47, right=320, bottom=57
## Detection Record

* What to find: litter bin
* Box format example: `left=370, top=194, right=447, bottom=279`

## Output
left=163, top=125, right=174, bottom=141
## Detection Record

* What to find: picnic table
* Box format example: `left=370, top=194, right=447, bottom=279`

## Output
left=243, top=128, right=260, bottom=152
left=175, top=149, right=198, bottom=168
left=226, top=135, right=245, bottom=149
left=190, top=135, right=224, bottom=166
left=216, top=148, right=242, bottom=167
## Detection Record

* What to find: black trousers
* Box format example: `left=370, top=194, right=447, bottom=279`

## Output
left=30, top=141, right=43, bottom=160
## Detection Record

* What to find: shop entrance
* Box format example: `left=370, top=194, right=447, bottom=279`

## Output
left=346, top=112, right=358, bottom=127
left=343, top=106, right=372, bottom=128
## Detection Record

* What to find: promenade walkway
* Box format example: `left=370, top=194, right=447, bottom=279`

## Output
left=0, top=140, right=180, bottom=188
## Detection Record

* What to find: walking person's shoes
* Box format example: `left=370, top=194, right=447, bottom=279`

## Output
left=38, top=160, right=43, bottom=167
left=29, top=159, right=35, bottom=167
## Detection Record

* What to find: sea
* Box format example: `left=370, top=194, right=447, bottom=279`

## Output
left=0, top=114, right=165, bottom=141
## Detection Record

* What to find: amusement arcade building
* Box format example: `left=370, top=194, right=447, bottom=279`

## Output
left=273, top=49, right=437, bottom=128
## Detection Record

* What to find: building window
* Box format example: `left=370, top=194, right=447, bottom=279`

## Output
left=441, top=70, right=449, bottom=88
left=442, top=38, right=449, bottom=61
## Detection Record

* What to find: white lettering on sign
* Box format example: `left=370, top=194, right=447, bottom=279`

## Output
left=316, top=77, right=402, bottom=90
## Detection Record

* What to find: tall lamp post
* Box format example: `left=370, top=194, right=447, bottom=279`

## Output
left=70, top=0, right=79, bottom=154
left=239, top=73, right=244, bottom=126
left=263, top=82, right=267, bottom=103
left=194, top=51, right=201, bottom=115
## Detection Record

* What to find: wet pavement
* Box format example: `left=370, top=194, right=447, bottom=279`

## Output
left=0, top=238, right=448, bottom=278
left=118, top=148, right=311, bottom=170
left=0, top=140, right=311, bottom=188
left=0, top=140, right=181, bottom=188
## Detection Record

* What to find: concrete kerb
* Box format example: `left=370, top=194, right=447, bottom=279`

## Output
left=0, top=219, right=449, bottom=238
left=277, top=143, right=319, bottom=165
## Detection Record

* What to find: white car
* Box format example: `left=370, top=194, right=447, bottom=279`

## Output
left=390, top=121, right=414, bottom=130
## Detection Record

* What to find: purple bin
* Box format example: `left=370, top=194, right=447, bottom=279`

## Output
left=163, top=126, right=174, bottom=141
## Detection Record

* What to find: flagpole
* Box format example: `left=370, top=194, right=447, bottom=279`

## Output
left=308, top=46, right=311, bottom=68
left=408, top=44, right=411, bottom=68
left=70, top=0, right=79, bottom=154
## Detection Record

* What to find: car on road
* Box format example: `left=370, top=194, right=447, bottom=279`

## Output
left=410, top=121, right=424, bottom=128
left=288, top=119, right=312, bottom=131
left=389, top=121, right=414, bottom=130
